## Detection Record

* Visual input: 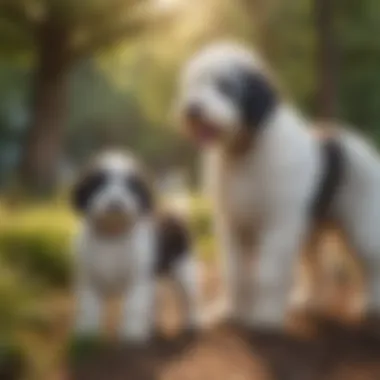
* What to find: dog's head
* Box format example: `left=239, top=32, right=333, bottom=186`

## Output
left=175, top=42, right=279, bottom=148
left=71, top=151, right=154, bottom=237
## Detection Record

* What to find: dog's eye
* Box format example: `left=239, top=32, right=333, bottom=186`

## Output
left=87, top=172, right=107, bottom=188
left=125, top=175, right=153, bottom=212
left=216, top=79, right=236, bottom=97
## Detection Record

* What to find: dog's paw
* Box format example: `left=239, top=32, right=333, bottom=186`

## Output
left=118, top=331, right=152, bottom=348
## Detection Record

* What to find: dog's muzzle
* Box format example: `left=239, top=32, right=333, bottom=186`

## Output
left=183, top=103, right=220, bottom=145
left=92, top=203, right=134, bottom=238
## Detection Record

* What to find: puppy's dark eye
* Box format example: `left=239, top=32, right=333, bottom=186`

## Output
left=125, top=174, right=153, bottom=213
left=216, top=79, right=236, bottom=97
left=72, top=171, right=107, bottom=212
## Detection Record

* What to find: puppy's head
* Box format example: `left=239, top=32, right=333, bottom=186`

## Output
left=71, top=151, right=154, bottom=237
left=176, top=42, right=278, bottom=148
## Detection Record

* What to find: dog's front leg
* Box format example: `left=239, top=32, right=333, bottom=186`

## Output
left=247, top=212, right=308, bottom=330
left=120, top=218, right=156, bottom=343
left=215, top=215, right=248, bottom=324
left=74, top=283, right=102, bottom=336
left=120, top=280, right=155, bottom=343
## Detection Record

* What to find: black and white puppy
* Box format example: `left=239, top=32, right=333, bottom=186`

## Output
left=71, top=150, right=201, bottom=342
left=175, top=41, right=380, bottom=331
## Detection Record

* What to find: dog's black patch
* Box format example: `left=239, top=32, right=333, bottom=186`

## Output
left=237, top=69, right=277, bottom=129
left=311, top=137, right=344, bottom=221
left=72, top=170, right=107, bottom=212
left=125, top=174, right=153, bottom=213
left=155, top=214, right=190, bottom=276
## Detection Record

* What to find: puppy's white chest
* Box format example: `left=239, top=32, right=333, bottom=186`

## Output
left=86, top=240, right=134, bottom=293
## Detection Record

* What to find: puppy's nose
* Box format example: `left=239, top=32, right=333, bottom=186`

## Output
left=186, top=103, right=203, bottom=121
left=107, top=200, right=124, bottom=212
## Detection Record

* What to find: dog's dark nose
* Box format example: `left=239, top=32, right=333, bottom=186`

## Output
left=107, top=200, right=124, bottom=212
left=186, top=103, right=203, bottom=121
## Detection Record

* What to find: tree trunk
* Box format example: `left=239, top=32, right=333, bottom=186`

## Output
left=19, top=17, right=71, bottom=196
left=315, top=0, right=338, bottom=119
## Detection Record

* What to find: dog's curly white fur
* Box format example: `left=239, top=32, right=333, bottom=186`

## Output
left=176, top=41, right=380, bottom=330
left=72, top=151, right=201, bottom=342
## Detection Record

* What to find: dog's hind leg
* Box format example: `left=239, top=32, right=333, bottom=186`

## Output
left=171, top=254, right=203, bottom=330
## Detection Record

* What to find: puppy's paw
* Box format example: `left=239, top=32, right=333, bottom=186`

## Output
left=245, top=307, right=286, bottom=333
left=119, top=329, right=152, bottom=347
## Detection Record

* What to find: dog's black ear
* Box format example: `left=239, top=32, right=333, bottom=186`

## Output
left=238, top=69, right=277, bottom=129
left=125, top=173, right=154, bottom=213
left=71, top=171, right=106, bottom=213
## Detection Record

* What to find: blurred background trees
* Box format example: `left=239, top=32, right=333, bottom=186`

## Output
left=0, top=0, right=379, bottom=195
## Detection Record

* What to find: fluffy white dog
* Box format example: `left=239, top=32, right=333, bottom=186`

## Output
left=71, top=150, right=201, bottom=342
left=175, top=41, right=380, bottom=331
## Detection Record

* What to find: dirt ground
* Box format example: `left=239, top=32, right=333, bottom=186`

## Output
left=60, top=263, right=380, bottom=380
left=70, top=323, right=380, bottom=380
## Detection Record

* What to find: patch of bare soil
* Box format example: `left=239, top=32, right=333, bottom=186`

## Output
left=69, top=321, right=380, bottom=380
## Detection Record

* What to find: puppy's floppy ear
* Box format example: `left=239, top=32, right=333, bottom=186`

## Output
left=238, top=69, right=277, bottom=129
left=71, top=177, right=88, bottom=213
left=126, top=163, right=156, bottom=213
left=71, top=167, right=106, bottom=213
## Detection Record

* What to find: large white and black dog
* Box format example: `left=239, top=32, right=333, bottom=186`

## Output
left=71, top=150, right=201, bottom=342
left=175, top=41, right=380, bottom=331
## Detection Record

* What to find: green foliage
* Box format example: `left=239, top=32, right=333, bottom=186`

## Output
left=0, top=265, right=35, bottom=335
left=67, top=59, right=197, bottom=173
left=0, top=206, right=76, bottom=288
left=0, top=0, right=165, bottom=58
left=265, top=0, right=317, bottom=113
left=187, top=195, right=215, bottom=261
left=337, top=0, right=380, bottom=134
left=0, top=264, right=40, bottom=379
left=188, top=196, right=212, bottom=241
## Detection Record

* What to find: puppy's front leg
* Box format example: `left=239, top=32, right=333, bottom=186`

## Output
left=74, top=284, right=102, bottom=335
left=248, top=212, right=307, bottom=330
left=120, top=280, right=155, bottom=343
left=120, top=218, right=156, bottom=343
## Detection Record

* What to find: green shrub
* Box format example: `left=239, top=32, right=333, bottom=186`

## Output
left=189, top=197, right=213, bottom=240
left=187, top=195, right=216, bottom=262
left=0, top=264, right=49, bottom=380
left=0, top=205, right=76, bottom=288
